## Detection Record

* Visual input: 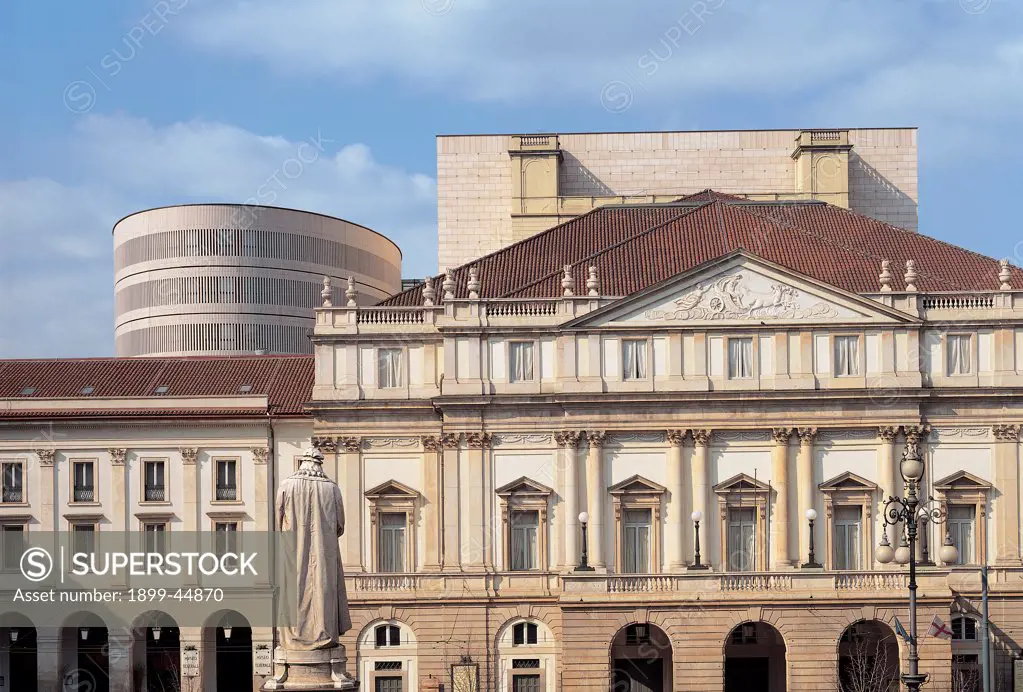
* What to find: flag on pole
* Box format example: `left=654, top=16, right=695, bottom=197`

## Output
left=927, top=615, right=954, bottom=640
left=894, top=617, right=914, bottom=644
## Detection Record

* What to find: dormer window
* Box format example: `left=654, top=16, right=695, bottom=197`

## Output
left=834, top=335, right=860, bottom=377
left=19, top=387, right=35, bottom=396
left=80, top=386, right=95, bottom=395
left=727, top=338, right=753, bottom=379
left=154, top=385, right=169, bottom=395
left=377, top=348, right=404, bottom=389
left=622, top=339, right=647, bottom=380
left=948, top=334, right=972, bottom=375
left=238, top=383, right=253, bottom=393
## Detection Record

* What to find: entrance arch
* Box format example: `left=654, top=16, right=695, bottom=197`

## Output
left=1, top=613, right=37, bottom=692
left=610, top=622, right=673, bottom=692
left=837, top=620, right=899, bottom=691
left=203, top=610, right=252, bottom=692
left=723, top=621, right=786, bottom=692
left=62, top=611, right=109, bottom=692
left=132, top=611, right=181, bottom=692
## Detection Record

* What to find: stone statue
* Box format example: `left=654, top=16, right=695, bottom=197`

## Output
left=265, top=447, right=357, bottom=690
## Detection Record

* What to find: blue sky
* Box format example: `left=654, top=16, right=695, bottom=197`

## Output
left=1, top=0, right=1021, bottom=357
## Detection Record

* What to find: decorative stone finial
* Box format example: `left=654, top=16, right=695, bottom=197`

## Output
left=561, top=264, right=575, bottom=296
left=999, top=259, right=1012, bottom=291
left=586, top=265, right=600, bottom=296
left=903, top=260, right=918, bottom=292
left=345, top=276, right=357, bottom=307
left=321, top=276, right=333, bottom=307
left=442, top=268, right=456, bottom=300
left=422, top=277, right=436, bottom=306
left=467, top=266, right=481, bottom=300
left=878, top=260, right=893, bottom=293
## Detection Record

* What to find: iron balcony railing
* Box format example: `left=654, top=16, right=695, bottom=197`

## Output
left=73, top=486, right=95, bottom=502
left=215, top=485, right=237, bottom=501
left=1, top=488, right=23, bottom=503
left=144, top=485, right=166, bottom=502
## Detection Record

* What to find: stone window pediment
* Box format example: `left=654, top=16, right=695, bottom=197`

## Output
left=819, top=471, right=878, bottom=495
left=934, top=470, right=991, bottom=566
left=819, top=472, right=878, bottom=570
left=713, top=473, right=770, bottom=572
left=609, top=474, right=666, bottom=498
left=933, top=471, right=992, bottom=494
left=496, top=476, right=554, bottom=502
left=610, top=475, right=666, bottom=574
left=365, top=479, right=419, bottom=573
left=496, top=476, right=551, bottom=572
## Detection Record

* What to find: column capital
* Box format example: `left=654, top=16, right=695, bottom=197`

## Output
left=902, top=424, right=931, bottom=444
left=555, top=431, right=583, bottom=448
left=421, top=435, right=442, bottom=451
left=313, top=435, right=338, bottom=453
left=109, top=448, right=127, bottom=466
left=667, top=429, right=687, bottom=447
left=691, top=429, right=712, bottom=447
left=586, top=431, right=607, bottom=446
left=465, top=432, right=493, bottom=449
left=797, top=427, right=818, bottom=445
left=878, top=426, right=899, bottom=442
left=439, top=432, right=461, bottom=449
left=339, top=436, right=362, bottom=453
left=36, top=449, right=56, bottom=466
left=179, top=447, right=199, bottom=465
left=251, top=447, right=269, bottom=465
left=771, top=428, right=793, bottom=445
left=992, top=424, right=1021, bottom=442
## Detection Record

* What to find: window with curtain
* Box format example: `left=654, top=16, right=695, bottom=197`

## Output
left=622, top=339, right=647, bottom=380
left=509, top=510, right=539, bottom=571
left=215, top=459, right=237, bottom=500
left=834, top=336, right=860, bottom=376
left=832, top=506, right=862, bottom=570
left=508, top=341, right=535, bottom=383
left=948, top=505, right=975, bottom=565
left=379, top=512, right=407, bottom=573
left=948, top=334, right=972, bottom=375
left=1, top=463, right=23, bottom=503
left=622, top=509, right=651, bottom=573
left=144, top=460, right=165, bottom=502
left=73, top=461, right=95, bottom=502
left=728, top=338, right=754, bottom=379
left=377, top=348, right=404, bottom=389
left=727, top=507, right=756, bottom=571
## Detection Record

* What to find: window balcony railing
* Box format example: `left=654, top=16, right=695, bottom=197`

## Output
left=73, top=486, right=95, bottom=502
left=144, top=485, right=166, bottom=502
left=1, top=488, right=23, bottom=503
left=215, top=485, right=237, bottom=501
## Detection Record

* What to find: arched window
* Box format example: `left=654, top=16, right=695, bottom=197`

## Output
left=375, top=624, right=401, bottom=647
left=513, top=622, right=538, bottom=646
left=358, top=621, right=417, bottom=692
left=498, top=619, right=555, bottom=692
left=952, top=616, right=978, bottom=641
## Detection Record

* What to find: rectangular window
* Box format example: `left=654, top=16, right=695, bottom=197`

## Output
left=377, top=348, right=404, bottom=389
left=143, top=523, right=166, bottom=555
left=948, top=505, right=975, bottom=565
left=215, top=460, right=237, bottom=501
left=72, top=461, right=95, bottom=502
left=832, top=506, right=862, bottom=570
left=948, top=334, right=972, bottom=375
left=728, top=338, right=754, bottom=379
left=512, top=675, right=541, bottom=692
left=622, top=339, right=647, bottom=380
left=72, top=523, right=96, bottom=556
left=834, top=336, right=860, bottom=376
left=1, top=462, right=23, bottom=503
left=1, top=525, right=25, bottom=570
left=509, top=510, right=539, bottom=571
left=727, top=507, right=756, bottom=571
left=622, top=509, right=651, bottom=574
left=508, top=342, right=535, bottom=383
left=215, top=522, right=238, bottom=556
left=144, top=460, right=166, bottom=502
left=378, top=513, right=406, bottom=573
left=374, top=676, right=403, bottom=692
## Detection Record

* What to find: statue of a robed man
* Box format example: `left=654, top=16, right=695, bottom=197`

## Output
left=264, top=447, right=357, bottom=690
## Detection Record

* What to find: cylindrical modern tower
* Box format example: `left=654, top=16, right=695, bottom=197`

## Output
left=113, top=204, right=402, bottom=356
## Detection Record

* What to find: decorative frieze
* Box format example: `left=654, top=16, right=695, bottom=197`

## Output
left=816, top=429, right=878, bottom=442
left=608, top=432, right=665, bottom=445
left=931, top=427, right=990, bottom=441
left=992, top=424, right=1021, bottom=442
left=180, top=448, right=199, bottom=465
left=251, top=447, right=269, bottom=465
left=363, top=437, right=417, bottom=449
left=109, top=448, right=127, bottom=466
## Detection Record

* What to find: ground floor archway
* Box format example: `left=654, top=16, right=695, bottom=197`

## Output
left=133, top=611, right=181, bottom=692
left=610, top=622, right=673, bottom=692
left=62, top=612, right=109, bottom=692
left=203, top=610, right=253, bottom=692
left=723, top=621, right=786, bottom=692
left=837, top=620, right=899, bottom=691
left=1, top=613, right=38, bottom=692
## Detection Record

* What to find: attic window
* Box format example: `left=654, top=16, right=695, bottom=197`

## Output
left=20, top=387, right=36, bottom=396
left=238, top=384, right=253, bottom=393
left=154, top=385, right=169, bottom=395
left=80, top=386, right=94, bottom=395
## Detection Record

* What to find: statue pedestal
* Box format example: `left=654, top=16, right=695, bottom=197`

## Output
left=262, top=647, right=358, bottom=690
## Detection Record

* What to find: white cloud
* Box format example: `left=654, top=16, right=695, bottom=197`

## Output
left=0, top=114, right=436, bottom=358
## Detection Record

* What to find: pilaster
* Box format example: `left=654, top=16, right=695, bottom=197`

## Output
left=37, top=449, right=56, bottom=532
left=770, top=428, right=794, bottom=568
left=796, top=427, right=818, bottom=562
left=993, top=424, right=1021, bottom=564
left=556, top=431, right=583, bottom=570
left=338, top=436, right=363, bottom=572
left=252, top=447, right=269, bottom=532
left=666, top=430, right=687, bottom=570
left=464, top=432, right=492, bottom=571
left=585, top=431, right=607, bottom=569
left=440, top=433, right=462, bottom=571
left=421, top=436, right=443, bottom=572
left=180, top=448, right=199, bottom=533
left=690, top=429, right=712, bottom=567
left=109, top=448, right=127, bottom=532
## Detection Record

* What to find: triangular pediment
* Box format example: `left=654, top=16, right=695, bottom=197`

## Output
left=933, top=470, right=992, bottom=491
left=713, top=472, right=771, bottom=494
left=819, top=471, right=878, bottom=492
left=566, top=251, right=916, bottom=328
left=365, top=479, right=419, bottom=499
left=609, top=474, right=666, bottom=496
left=496, top=476, right=553, bottom=497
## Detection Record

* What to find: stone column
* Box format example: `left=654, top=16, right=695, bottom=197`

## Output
left=993, top=424, right=1021, bottom=564
left=464, top=432, right=491, bottom=570
left=181, top=448, right=199, bottom=533
left=771, top=428, right=793, bottom=569
left=666, top=430, right=687, bottom=571
left=877, top=426, right=899, bottom=552
left=339, top=436, right=363, bottom=572
left=440, top=433, right=462, bottom=571
left=796, top=427, right=818, bottom=562
left=421, top=436, right=443, bottom=572
left=556, top=431, right=582, bottom=570
left=585, top=431, right=607, bottom=569
left=37, top=450, right=56, bottom=532
left=690, top=430, right=711, bottom=567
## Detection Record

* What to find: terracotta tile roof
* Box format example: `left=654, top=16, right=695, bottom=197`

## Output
left=0, top=355, right=313, bottom=417
left=380, top=196, right=1021, bottom=304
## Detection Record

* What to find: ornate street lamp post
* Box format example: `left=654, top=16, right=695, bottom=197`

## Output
left=689, top=511, right=708, bottom=570
left=576, top=511, right=594, bottom=571
left=876, top=438, right=958, bottom=691
left=802, top=509, right=822, bottom=568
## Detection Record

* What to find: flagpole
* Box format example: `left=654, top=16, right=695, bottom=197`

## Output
left=982, top=564, right=991, bottom=692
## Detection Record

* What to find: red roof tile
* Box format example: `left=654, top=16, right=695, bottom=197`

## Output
left=0, top=355, right=312, bottom=416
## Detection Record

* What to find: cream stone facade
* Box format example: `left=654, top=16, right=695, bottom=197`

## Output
left=437, top=128, right=918, bottom=269
left=309, top=250, right=1023, bottom=692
